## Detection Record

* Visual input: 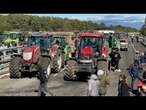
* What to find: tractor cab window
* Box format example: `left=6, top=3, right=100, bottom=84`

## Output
left=115, top=33, right=127, bottom=39
left=27, top=36, right=41, bottom=46
left=80, top=36, right=100, bottom=52
left=104, top=33, right=113, bottom=40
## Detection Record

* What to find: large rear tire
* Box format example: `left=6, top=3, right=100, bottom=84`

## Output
left=63, top=60, right=78, bottom=81
left=52, top=55, right=62, bottom=73
left=9, top=57, right=22, bottom=79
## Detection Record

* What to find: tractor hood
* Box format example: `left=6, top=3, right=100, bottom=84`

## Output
left=23, top=45, right=39, bottom=53
left=23, top=45, right=40, bottom=63
left=80, top=46, right=94, bottom=56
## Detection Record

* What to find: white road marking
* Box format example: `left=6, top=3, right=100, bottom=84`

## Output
left=129, top=39, right=137, bottom=52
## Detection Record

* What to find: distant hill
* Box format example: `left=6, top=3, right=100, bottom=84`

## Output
left=97, top=20, right=143, bottom=30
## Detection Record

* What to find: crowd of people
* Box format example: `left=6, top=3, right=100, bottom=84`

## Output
left=87, top=70, right=110, bottom=96
left=116, top=50, right=146, bottom=96
left=128, top=51, right=146, bottom=96
left=86, top=46, right=146, bottom=96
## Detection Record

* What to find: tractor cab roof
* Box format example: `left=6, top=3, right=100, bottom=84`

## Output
left=95, top=30, right=115, bottom=34
left=29, top=32, right=52, bottom=37
left=79, top=33, right=104, bottom=38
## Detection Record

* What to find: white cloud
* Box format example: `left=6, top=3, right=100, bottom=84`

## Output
left=100, top=14, right=146, bottom=23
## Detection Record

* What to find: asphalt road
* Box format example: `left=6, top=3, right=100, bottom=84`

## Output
left=0, top=39, right=145, bottom=96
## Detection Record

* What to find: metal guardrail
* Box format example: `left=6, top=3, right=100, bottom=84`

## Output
left=0, top=46, right=24, bottom=72
left=0, top=46, right=24, bottom=63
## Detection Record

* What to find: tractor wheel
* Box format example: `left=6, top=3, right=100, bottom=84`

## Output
left=38, top=56, right=51, bottom=77
left=63, top=60, right=78, bottom=81
left=52, top=55, right=62, bottom=73
left=9, top=57, right=22, bottom=79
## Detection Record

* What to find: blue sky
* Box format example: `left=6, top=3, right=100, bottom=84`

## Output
left=1, top=14, right=146, bottom=29
left=26, top=14, right=146, bottom=29
left=26, top=14, right=146, bottom=21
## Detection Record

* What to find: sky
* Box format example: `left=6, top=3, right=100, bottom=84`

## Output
left=26, top=14, right=146, bottom=29
left=1, top=14, right=146, bottom=29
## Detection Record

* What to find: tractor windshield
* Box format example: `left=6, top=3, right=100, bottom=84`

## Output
left=9, top=33, right=23, bottom=43
left=80, top=36, right=100, bottom=52
left=52, top=37, right=66, bottom=47
left=115, top=33, right=127, bottom=39
left=27, top=36, right=41, bottom=46
left=0, top=34, right=9, bottom=41
left=27, top=35, right=53, bottom=49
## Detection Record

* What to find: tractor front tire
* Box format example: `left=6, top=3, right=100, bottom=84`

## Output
left=9, top=57, right=22, bottom=79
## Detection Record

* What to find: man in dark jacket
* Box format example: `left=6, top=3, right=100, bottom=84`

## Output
left=110, top=48, right=121, bottom=72
left=118, top=74, right=130, bottom=96
left=136, top=36, right=139, bottom=43
left=108, top=34, right=112, bottom=48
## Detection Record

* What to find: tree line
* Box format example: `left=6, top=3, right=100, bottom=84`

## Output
left=0, top=14, right=138, bottom=32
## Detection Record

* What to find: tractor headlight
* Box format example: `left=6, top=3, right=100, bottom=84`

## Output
left=23, top=52, right=32, bottom=61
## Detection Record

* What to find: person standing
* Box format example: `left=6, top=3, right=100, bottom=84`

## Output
left=108, top=34, right=113, bottom=48
left=134, top=51, right=141, bottom=66
left=97, top=70, right=110, bottom=96
left=129, top=60, right=142, bottom=96
left=118, top=74, right=130, bottom=96
left=87, top=74, right=100, bottom=96
left=136, top=36, right=139, bottom=43
left=37, top=64, right=49, bottom=96
left=110, top=48, right=121, bottom=72
left=131, top=36, right=134, bottom=43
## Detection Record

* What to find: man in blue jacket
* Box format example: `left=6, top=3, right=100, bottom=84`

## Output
left=129, top=60, right=142, bottom=96
left=129, top=60, right=141, bottom=80
left=133, top=51, right=141, bottom=66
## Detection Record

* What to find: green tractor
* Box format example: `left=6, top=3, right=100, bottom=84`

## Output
left=1, top=32, right=25, bottom=47
left=50, top=35, right=67, bottom=72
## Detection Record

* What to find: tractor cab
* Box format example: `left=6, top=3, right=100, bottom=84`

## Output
left=52, top=36, right=66, bottom=48
left=1, top=32, right=25, bottom=47
left=27, top=32, right=53, bottom=55
left=79, top=33, right=104, bottom=59
left=9, top=32, right=24, bottom=42
left=115, top=31, right=128, bottom=39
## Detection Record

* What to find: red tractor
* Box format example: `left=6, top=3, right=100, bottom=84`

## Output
left=64, top=33, right=109, bottom=81
left=9, top=32, right=64, bottom=78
